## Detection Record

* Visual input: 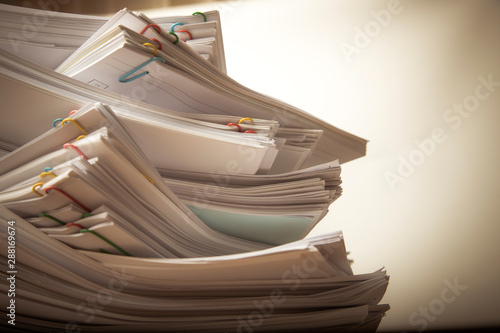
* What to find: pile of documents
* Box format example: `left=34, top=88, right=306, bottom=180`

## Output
left=0, top=4, right=389, bottom=332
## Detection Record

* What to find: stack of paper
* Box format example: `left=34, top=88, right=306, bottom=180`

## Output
left=0, top=102, right=388, bottom=331
left=1, top=205, right=389, bottom=332
left=162, top=160, right=342, bottom=245
left=0, top=5, right=367, bottom=166
left=0, top=4, right=388, bottom=332
left=0, top=4, right=226, bottom=72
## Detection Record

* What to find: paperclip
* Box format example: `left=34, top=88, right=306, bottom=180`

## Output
left=192, top=11, right=207, bottom=22
left=170, top=22, right=184, bottom=32
left=178, top=29, right=193, bottom=40
left=44, top=186, right=91, bottom=212
left=63, top=143, right=88, bottom=160
left=227, top=123, right=242, bottom=132
left=238, top=117, right=254, bottom=124
left=142, top=42, right=158, bottom=56
left=80, top=229, right=132, bottom=256
left=118, top=57, right=166, bottom=83
left=38, top=214, right=65, bottom=226
left=61, top=118, right=88, bottom=135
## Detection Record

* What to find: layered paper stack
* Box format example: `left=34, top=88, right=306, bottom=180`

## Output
left=0, top=4, right=388, bottom=332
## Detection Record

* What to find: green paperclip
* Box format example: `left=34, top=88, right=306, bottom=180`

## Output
left=192, top=11, right=207, bottom=22
left=80, top=229, right=132, bottom=256
left=38, top=214, right=65, bottom=226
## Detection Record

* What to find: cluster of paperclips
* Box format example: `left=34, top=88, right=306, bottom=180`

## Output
left=29, top=110, right=135, bottom=256
left=119, top=12, right=207, bottom=83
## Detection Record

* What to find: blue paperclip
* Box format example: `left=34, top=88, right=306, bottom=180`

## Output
left=118, top=57, right=166, bottom=83
left=52, top=118, right=64, bottom=127
left=170, top=22, right=183, bottom=32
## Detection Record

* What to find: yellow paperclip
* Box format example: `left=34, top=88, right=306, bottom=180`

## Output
left=142, top=43, right=159, bottom=56
left=61, top=118, right=88, bottom=135
left=40, top=172, right=56, bottom=178
left=76, top=135, right=86, bottom=141
left=238, top=117, right=254, bottom=124
left=32, top=183, right=45, bottom=197
left=141, top=173, right=154, bottom=185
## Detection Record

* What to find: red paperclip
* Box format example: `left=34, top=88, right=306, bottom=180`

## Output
left=63, top=143, right=88, bottom=160
left=150, top=38, right=162, bottom=50
left=178, top=29, right=193, bottom=40
left=44, top=186, right=91, bottom=212
left=227, top=123, right=242, bottom=132
left=66, top=222, right=84, bottom=229
left=140, top=24, right=161, bottom=35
